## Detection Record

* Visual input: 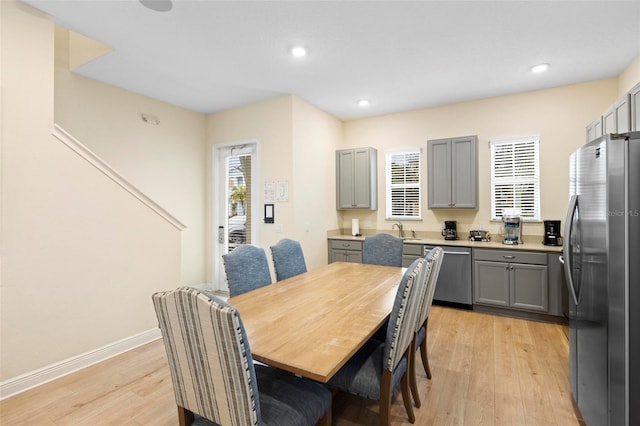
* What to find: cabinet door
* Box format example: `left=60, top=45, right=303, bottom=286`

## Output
left=337, top=150, right=355, bottom=209
left=345, top=251, right=362, bottom=264
left=603, top=95, right=631, bottom=134
left=353, top=148, right=373, bottom=208
left=474, top=261, right=509, bottom=306
left=329, top=249, right=362, bottom=264
left=631, top=82, right=640, bottom=131
left=427, top=139, right=452, bottom=208
left=329, top=249, right=345, bottom=263
left=509, top=263, right=548, bottom=312
left=451, top=136, right=478, bottom=208
left=587, top=117, right=603, bottom=141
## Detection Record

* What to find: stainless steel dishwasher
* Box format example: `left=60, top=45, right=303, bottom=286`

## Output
left=424, top=245, right=472, bottom=308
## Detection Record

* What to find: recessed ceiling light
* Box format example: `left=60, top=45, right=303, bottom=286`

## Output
left=139, top=0, right=173, bottom=12
left=531, top=63, right=550, bottom=73
left=357, top=99, right=370, bottom=107
left=290, top=46, right=307, bottom=58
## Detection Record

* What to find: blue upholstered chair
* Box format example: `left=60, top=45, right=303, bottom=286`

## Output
left=410, top=247, right=444, bottom=408
left=270, top=238, right=307, bottom=281
left=222, top=244, right=272, bottom=297
left=362, top=233, right=404, bottom=267
left=152, top=287, right=332, bottom=426
left=328, top=258, right=426, bottom=426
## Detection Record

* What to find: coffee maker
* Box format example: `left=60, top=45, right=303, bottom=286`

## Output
left=442, top=221, right=458, bottom=240
left=543, top=220, right=562, bottom=246
left=501, top=209, right=522, bottom=245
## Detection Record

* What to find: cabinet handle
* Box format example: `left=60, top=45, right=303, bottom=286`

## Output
left=342, top=243, right=349, bottom=247
left=502, top=255, right=516, bottom=259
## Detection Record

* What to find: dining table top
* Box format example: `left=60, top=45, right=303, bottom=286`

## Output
left=228, top=261, right=405, bottom=383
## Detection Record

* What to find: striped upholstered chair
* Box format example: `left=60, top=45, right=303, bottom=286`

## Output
left=362, top=233, right=404, bottom=267
left=328, top=258, right=426, bottom=426
left=409, top=247, right=443, bottom=407
left=222, top=244, right=272, bottom=297
left=269, top=238, right=307, bottom=281
left=416, top=247, right=444, bottom=376
left=152, top=287, right=331, bottom=426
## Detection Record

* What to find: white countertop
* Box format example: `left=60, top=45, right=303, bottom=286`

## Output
left=328, top=234, right=562, bottom=253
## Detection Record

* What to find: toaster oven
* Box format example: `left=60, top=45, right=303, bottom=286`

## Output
left=469, top=230, right=490, bottom=242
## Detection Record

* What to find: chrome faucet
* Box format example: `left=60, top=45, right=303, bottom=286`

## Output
left=392, top=221, right=404, bottom=238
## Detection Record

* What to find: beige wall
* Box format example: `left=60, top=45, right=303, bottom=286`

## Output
left=341, top=79, right=620, bottom=239
left=207, top=96, right=342, bottom=286
left=54, top=29, right=207, bottom=286
left=1, top=0, right=181, bottom=381
left=291, top=97, right=343, bottom=269
left=618, top=55, right=640, bottom=96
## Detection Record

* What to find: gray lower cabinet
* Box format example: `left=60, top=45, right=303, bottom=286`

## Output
left=427, top=135, right=478, bottom=209
left=328, top=240, right=362, bottom=263
left=402, top=243, right=424, bottom=267
left=336, top=147, right=377, bottom=210
left=473, top=249, right=548, bottom=313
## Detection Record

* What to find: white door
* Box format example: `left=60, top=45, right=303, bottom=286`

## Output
left=214, top=142, right=259, bottom=293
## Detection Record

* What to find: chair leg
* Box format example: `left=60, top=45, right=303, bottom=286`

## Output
left=421, top=318, right=432, bottom=380
left=317, top=407, right=331, bottom=426
left=401, top=367, right=416, bottom=423
left=380, top=369, right=393, bottom=426
left=408, top=336, right=422, bottom=408
left=177, top=406, right=194, bottom=426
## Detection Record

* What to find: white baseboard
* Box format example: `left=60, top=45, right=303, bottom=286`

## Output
left=0, top=328, right=162, bottom=401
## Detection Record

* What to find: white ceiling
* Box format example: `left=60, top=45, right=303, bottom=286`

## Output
left=23, top=0, right=640, bottom=120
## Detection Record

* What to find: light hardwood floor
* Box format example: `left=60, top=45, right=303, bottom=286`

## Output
left=0, top=306, right=580, bottom=426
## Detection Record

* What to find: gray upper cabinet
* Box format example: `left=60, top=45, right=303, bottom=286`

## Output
left=603, top=94, right=631, bottom=134
left=631, top=82, right=640, bottom=131
left=336, top=147, right=377, bottom=210
left=427, top=135, right=478, bottom=209
left=587, top=117, right=603, bottom=142
left=588, top=80, right=640, bottom=142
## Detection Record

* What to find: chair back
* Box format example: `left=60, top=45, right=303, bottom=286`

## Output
left=270, top=238, right=307, bottom=281
left=362, top=233, right=404, bottom=267
left=417, top=247, right=444, bottom=330
left=152, top=287, right=261, bottom=425
left=223, top=244, right=272, bottom=297
left=383, top=257, right=425, bottom=371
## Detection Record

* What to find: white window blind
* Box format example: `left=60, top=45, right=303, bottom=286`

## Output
left=386, top=150, right=421, bottom=219
left=490, top=137, right=540, bottom=221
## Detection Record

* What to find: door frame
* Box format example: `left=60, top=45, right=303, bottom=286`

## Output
left=212, top=139, right=261, bottom=292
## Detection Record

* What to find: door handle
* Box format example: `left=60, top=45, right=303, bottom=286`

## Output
left=563, top=195, right=579, bottom=305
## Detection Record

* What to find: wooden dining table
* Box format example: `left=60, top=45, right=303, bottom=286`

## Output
left=228, top=261, right=405, bottom=383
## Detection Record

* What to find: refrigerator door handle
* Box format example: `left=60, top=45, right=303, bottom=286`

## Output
left=563, top=194, right=579, bottom=306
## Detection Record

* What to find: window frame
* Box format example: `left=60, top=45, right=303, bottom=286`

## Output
left=490, top=136, right=541, bottom=222
left=385, top=148, right=422, bottom=220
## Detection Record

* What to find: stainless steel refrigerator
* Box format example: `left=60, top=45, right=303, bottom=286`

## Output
left=564, top=131, right=639, bottom=426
